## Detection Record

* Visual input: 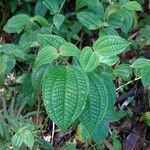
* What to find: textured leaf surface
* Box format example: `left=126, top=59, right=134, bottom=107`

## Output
left=93, top=36, right=130, bottom=56
left=92, top=121, right=109, bottom=144
left=99, top=55, right=119, bottom=66
left=38, top=34, right=66, bottom=48
left=59, top=42, right=80, bottom=57
left=80, top=47, right=99, bottom=72
left=1, top=44, right=26, bottom=60
left=34, top=46, right=59, bottom=68
left=114, top=64, right=132, bottom=80
left=42, top=66, right=89, bottom=131
left=32, top=65, right=50, bottom=92
left=80, top=73, right=109, bottom=134
left=43, top=0, right=59, bottom=14
left=4, top=14, right=30, bottom=33
left=100, top=73, right=116, bottom=109
left=77, top=12, right=102, bottom=30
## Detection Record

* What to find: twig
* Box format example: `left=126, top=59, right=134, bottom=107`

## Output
left=116, top=77, right=141, bottom=91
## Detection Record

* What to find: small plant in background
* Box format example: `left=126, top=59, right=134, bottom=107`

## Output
left=0, top=0, right=150, bottom=149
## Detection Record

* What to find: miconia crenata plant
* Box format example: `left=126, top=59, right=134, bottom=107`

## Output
left=1, top=0, right=149, bottom=149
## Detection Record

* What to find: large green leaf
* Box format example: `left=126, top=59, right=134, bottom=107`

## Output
left=42, top=66, right=89, bottom=131
left=80, top=73, right=109, bottom=134
left=38, top=34, right=66, bottom=48
left=34, top=46, right=59, bottom=68
left=4, top=14, right=31, bottom=33
left=93, top=36, right=130, bottom=56
left=77, top=12, right=102, bottom=30
left=80, top=47, right=99, bottom=72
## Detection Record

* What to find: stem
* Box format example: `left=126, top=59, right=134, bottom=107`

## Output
left=58, top=0, right=66, bottom=14
left=116, top=77, right=141, bottom=91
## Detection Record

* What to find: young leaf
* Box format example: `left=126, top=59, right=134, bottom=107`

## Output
left=79, top=47, right=99, bottom=72
left=42, top=66, right=89, bottom=131
left=80, top=73, right=109, bottom=134
left=93, top=36, right=130, bottom=56
left=77, top=12, right=102, bottom=30
left=4, top=14, right=31, bottom=33
left=59, top=42, right=80, bottom=57
left=124, top=1, right=142, bottom=11
left=53, top=14, right=65, bottom=30
left=38, top=34, right=66, bottom=48
left=34, top=46, right=59, bottom=68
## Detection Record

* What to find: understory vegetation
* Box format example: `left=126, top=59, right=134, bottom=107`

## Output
left=0, top=0, right=150, bottom=149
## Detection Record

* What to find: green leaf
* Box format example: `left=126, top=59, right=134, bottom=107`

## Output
left=35, top=0, right=47, bottom=16
left=12, top=127, right=34, bottom=150
left=92, top=121, right=109, bottom=144
left=100, top=73, right=116, bottom=109
left=77, top=12, right=102, bottom=30
left=123, top=1, right=142, bottom=11
left=42, top=66, right=89, bottom=131
left=80, top=74, right=109, bottom=134
left=100, top=27, right=119, bottom=37
left=53, top=14, right=65, bottom=30
left=99, top=55, right=119, bottom=66
left=141, top=67, right=150, bottom=87
left=43, top=0, right=59, bottom=14
left=93, top=36, right=130, bottom=56
left=114, top=64, right=132, bottom=80
left=79, top=47, right=99, bottom=72
left=76, top=0, right=87, bottom=10
left=4, top=14, right=31, bottom=33
left=0, top=54, right=16, bottom=75
left=59, top=42, right=80, bottom=57
left=131, top=58, right=150, bottom=69
left=1, top=44, right=26, bottom=60
left=38, top=34, right=66, bottom=48
left=34, top=46, right=59, bottom=68
left=32, top=65, right=50, bottom=92
left=32, top=15, right=49, bottom=27
left=113, top=139, right=122, bottom=150
left=140, top=25, right=150, bottom=40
